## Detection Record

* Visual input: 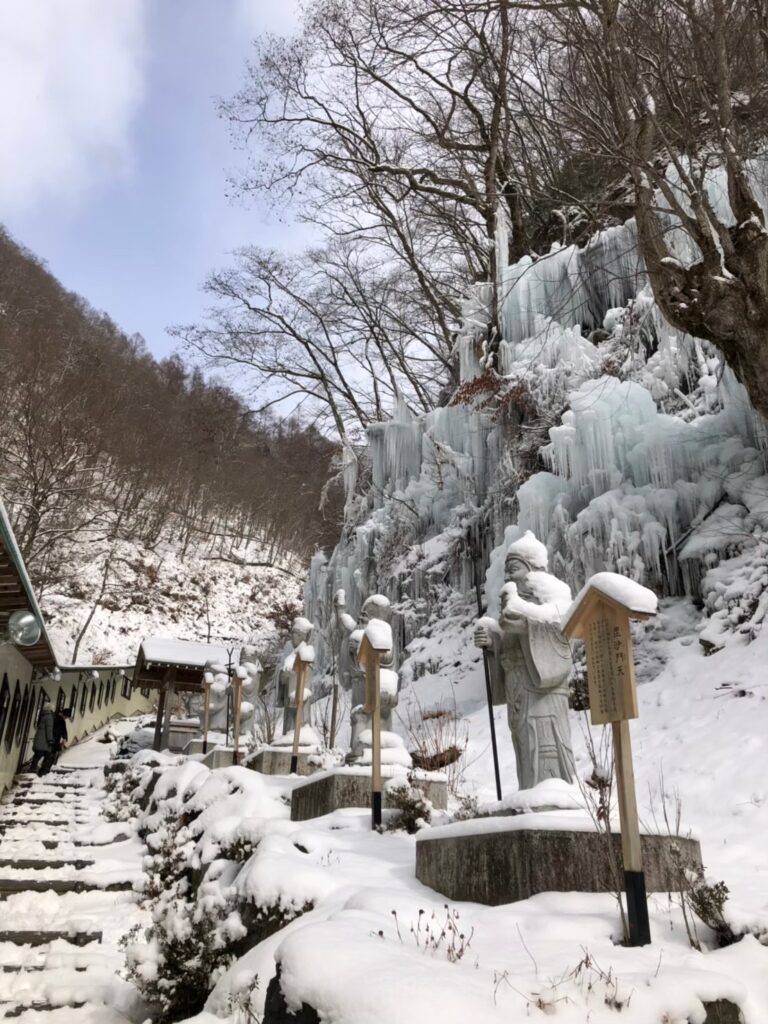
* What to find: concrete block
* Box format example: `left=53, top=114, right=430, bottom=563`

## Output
left=201, top=747, right=238, bottom=769
left=290, top=768, right=448, bottom=822
left=183, top=738, right=207, bottom=755
left=415, top=820, right=703, bottom=905
left=246, top=749, right=320, bottom=777
left=167, top=726, right=198, bottom=752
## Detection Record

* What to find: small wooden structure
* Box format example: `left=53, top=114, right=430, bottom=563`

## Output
left=133, top=638, right=233, bottom=751
left=289, top=644, right=314, bottom=775
left=358, top=623, right=393, bottom=829
left=563, top=573, right=657, bottom=947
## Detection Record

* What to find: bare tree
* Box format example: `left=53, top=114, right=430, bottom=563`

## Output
left=540, top=0, right=768, bottom=417
left=213, top=0, right=544, bottom=387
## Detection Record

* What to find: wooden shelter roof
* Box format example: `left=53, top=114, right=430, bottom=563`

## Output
left=0, top=500, right=58, bottom=670
left=133, top=637, right=235, bottom=692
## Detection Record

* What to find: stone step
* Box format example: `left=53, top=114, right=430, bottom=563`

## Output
left=0, top=878, right=133, bottom=895
left=0, top=817, right=91, bottom=825
left=0, top=932, right=101, bottom=947
left=9, top=797, right=88, bottom=806
left=8, top=794, right=85, bottom=802
left=0, top=860, right=94, bottom=871
left=13, top=786, right=91, bottom=793
left=0, top=999, right=86, bottom=1018
left=0, top=937, right=102, bottom=968
left=73, top=833, right=129, bottom=847
left=0, top=964, right=86, bottom=973
left=0, top=824, right=73, bottom=832
left=0, top=841, right=61, bottom=851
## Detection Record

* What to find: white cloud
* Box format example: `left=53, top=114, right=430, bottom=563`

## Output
left=0, top=0, right=146, bottom=216
left=235, top=0, right=299, bottom=38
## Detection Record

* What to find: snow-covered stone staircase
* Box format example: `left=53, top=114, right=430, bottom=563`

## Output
left=0, top=737, right=148, bottom=1021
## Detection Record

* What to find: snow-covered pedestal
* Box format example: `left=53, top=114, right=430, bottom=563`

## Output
left=247, top=748, right=320, bottom=777
left=290, top=766, right=448, bottom=822
left=247, top=726, right=323, bottom=777
left=183, top=737, right=206, bottom=755
left=201, top=746, right=237, bottom=769
left=415, top=813, right=702, bottom=905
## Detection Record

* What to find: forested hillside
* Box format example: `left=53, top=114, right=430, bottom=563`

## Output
left=0, top=227, right=341, bottom=661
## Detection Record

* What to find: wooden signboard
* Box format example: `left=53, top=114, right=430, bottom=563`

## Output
left=584, top=600, right=639, bottom=725
left=563, top=576, right=656, bottom=947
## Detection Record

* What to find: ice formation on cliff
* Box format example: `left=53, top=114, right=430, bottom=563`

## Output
left=303, top=206, right=768, bottom=691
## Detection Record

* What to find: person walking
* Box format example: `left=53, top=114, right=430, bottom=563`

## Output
left=52, top=708, right=70, bottom=766
left=30, top=705, right=55, bottom=775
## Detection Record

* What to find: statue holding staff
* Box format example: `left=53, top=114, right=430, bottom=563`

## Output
left=474, top=531, right=576, bottom=791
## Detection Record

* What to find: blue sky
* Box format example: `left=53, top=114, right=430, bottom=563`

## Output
left=0, top=0, right=300, bottom=358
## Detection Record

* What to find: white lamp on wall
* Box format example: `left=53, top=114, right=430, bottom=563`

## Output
left=4, top=609, right=42, bottom=648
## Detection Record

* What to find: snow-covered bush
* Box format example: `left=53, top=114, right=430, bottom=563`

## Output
left=397, top=693, right=468, bottom=796
left=385, top=777, right=433, bottom=834
left=125, top=790, right=245, bottom=1020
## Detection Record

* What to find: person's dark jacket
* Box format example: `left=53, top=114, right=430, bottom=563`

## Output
left=53, top=713, right=68, bottom=748
left=33, top=709, right=55, bottom=753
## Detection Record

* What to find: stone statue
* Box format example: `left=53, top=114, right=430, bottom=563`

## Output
left=276, top=617, right=314, bottom=735
left=235, top=645, right=263, bottom=736
left=474, top=531, right=576, bottom=791
left=202, top=660, right=230, bottom=733
left=333, top=590, right=401, bottom=762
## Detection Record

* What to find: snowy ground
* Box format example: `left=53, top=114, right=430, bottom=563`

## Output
left=184, top=592, right=768, bottom=1024
left=4, top=591, right=767, bottom=1024
left=38, top=534, right=300, bottom=666
left=0, top=720, right=150, bottom=1022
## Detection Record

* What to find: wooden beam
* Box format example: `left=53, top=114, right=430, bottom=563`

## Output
left=153, top=684, right=168, bottom=751
left=161, top=669, right=176, bottom=751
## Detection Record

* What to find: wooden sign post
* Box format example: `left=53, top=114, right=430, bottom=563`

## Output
left=232, top=673, right=242, bottom=766
left=563, top=575, right=657, bottom=947
left=289, top=645, right=314, bottom=775
left=358, top=623, right=392, bottom=830
left=202, top=676, right=211, bottom=755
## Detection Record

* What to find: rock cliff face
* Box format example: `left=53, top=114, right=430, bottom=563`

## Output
left=304, top=213, right=768, bottom=708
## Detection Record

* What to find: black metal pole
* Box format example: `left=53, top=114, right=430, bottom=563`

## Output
left=329, top=655, right=339, bottom=750
left=624, top=870, right=651, bottom=946
left=472, top=533, right=503, bottom=802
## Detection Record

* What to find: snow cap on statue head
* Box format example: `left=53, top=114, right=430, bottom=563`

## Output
left=360, top=593, right=392, bottom=624
left=505, top=531, right=549, bottom=572
left=290, top=617, right=313, bottom=643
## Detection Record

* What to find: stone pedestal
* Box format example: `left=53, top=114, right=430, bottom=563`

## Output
left=201, top=747, right=237, bottom=769
left=247, top=749, right=320, bottom=777
left=415, top=816, right=703, bottom=905
left=183, top=738, right=207, bottom=755
left=290, top=768, right=448, bottom=822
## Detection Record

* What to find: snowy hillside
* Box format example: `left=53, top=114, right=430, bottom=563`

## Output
left=38, top=534, right=302, bottom=666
